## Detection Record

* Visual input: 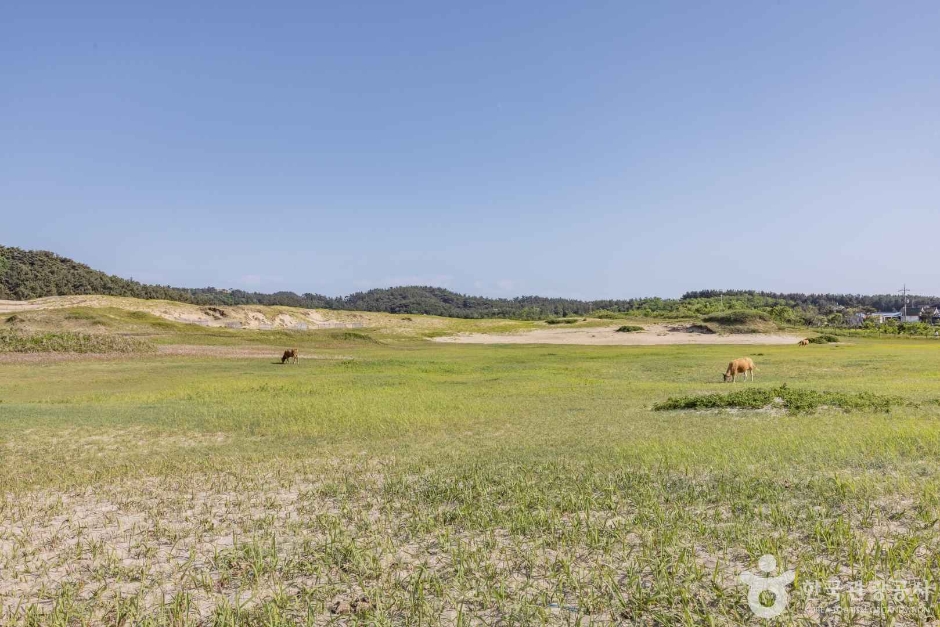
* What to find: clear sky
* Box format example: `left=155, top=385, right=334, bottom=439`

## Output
left=3, top=2, right=939, bottom=299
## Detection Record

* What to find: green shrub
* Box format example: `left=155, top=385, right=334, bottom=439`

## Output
left=654, top=384, right=905, bottom=414
left=64, top=310, right=110, bottom=326
left=545, top=318, right=578, bottom=325
left=592, top=309, right=630, bottom=320
left=615, top=325, right=644, bottom=333
left=700, top=310, right=776, bottom=334
left=702, top=310, right=772, bottom=325
left=0, top=329, right=155, bottom=354
left=64, top=310, right=98, bottom=321
left=807, top=334, right=839, bottom=344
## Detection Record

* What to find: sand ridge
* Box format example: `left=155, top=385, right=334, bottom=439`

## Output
left=0, top=296, right=360, bottom=330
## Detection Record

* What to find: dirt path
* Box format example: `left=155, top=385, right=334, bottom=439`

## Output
left=431, top=323, right=803, bottom=346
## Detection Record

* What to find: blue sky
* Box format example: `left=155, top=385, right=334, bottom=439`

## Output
left=3, top=1, right=939, bottom=299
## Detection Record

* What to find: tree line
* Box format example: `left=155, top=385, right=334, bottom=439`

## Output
left=2, top=246, right=935, bottom=322
left=682, top=290, right=937, bottom=317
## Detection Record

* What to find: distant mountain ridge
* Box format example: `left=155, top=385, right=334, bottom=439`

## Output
left=1, top=245, right=936, bottom=321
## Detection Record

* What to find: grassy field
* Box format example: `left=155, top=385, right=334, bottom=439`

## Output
left=3, top=322, right=940, bottom=624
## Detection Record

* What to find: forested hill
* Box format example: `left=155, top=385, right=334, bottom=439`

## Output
left=0, top=245, right=336, bottom=308
left=1, top=245, right=936, bottom=322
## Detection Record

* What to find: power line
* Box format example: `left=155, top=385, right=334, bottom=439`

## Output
left=899, top=284, right=911, bottom=319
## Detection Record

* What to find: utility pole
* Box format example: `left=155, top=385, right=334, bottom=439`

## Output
left=899, top=284, right=911, bottom=320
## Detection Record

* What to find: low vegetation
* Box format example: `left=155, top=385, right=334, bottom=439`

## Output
left=4, top=304, right=940, bottom=622
left=702, top=309, right=772, bottom=326
left=340, top=331, right=381, bottom=343
left=615, top=325, right=643, bottom=333
left=654, top=383, right=907, bottom=414
left=544, top=317, right=579, bottom=325
left=0, top=329, right=154, bottom=353
left=701, top=310, right=778, bottom=334
left=808, top=334, right=840, bottom=344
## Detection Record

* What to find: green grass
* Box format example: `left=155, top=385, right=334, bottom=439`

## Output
left=0, top=328, right=155, bottom=353
left=615, top=324, right=644, bottom=333
left=3, top=332, right=940, bottom=624
left=654, top=383, right=909, bottom=414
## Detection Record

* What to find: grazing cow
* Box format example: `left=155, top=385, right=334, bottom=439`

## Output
left=281, top=348, right=299, bottom=364
left=798, top=338, right=810, bottom=346
left=723, top=357, right=755, bottom=382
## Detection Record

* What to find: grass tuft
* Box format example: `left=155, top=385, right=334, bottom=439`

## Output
left=653, top=384, right=908, bottom=414
left=545, top=318, right=578, bottom=325
left=615, top=325, right=644, bottom=333
left=339, top=331, right=381, bottom=343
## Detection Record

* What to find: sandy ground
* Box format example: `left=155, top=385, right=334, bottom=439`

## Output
left=432, top=323, right=803, bottom=346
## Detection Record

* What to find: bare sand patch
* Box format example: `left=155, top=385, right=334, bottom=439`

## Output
left=432, top=323, right=803, bottom=346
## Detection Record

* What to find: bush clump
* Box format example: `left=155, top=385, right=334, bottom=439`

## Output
left=592, top=309, right=630, bottom=320
left=545, top=318, right=578, bottom=325
left=615, top=325, right=644, bottom=333
left=653, top=384, right=905, bottom=415
left=702, top=310, right=772, bottom=325
left=807, top=334, right=839, bottom=344
left=0, top=329, right=154, bottom=354
left=700, top=310, right=777, bottom=334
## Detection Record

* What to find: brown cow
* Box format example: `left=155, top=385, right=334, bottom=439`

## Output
left=798, top=338, right=810, bottom=346
left=723, top=357, right=755, bottom=382
left=281, top=348, right=299, bottom=364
